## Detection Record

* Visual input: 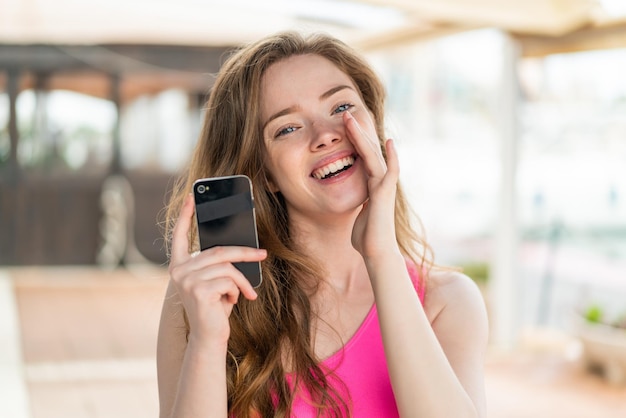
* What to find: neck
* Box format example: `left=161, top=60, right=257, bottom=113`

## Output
left=289, top=210, right=368, bottom=296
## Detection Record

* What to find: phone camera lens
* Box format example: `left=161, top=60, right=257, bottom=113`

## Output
left=197, top=185, right=206, bottom=193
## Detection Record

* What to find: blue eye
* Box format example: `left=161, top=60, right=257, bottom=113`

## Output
left=276, top=126, right=297, bottom=138
left=333, top=103, right=353, bottom=114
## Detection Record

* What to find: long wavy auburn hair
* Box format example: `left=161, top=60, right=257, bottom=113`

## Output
left=164, top=31, right=434, bottom=417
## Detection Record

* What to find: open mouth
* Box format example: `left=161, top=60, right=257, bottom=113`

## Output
left=311, top=155, right=356, bottom=180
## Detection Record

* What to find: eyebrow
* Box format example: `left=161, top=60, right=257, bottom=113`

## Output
left=320, top=84, right=353, bottom=100
left=262, top=84, right=355, bottom=131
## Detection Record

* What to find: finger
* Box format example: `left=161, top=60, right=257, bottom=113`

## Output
left=383, top=139, right=400, bottom=185
left=189, top=260, right=260, bottom=301
left=209, top=277, right=242, bottom=305
left=343, top=111, right=379, bottom=160
left=186, top=246, right=266, bottom=297
left=343, top=111, right=386, bottom=178
left=188, top=246, right=267, bottom=271
left=170, top=193, right=195, bottom=265
left=186, top=276, right=241, bottom=308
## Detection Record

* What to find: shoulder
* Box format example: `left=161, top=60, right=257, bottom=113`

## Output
left=423, top=269, right=488, bottom=334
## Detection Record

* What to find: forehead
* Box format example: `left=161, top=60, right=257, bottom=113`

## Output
left=260, top=54, right=357, bottom=112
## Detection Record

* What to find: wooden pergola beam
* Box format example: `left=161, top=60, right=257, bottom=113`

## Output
left=0, top=71, right=215, bottom=104
left=356, top=21, right=481, bottom=51
left=0, top=43, right=231, bottom=103
left=360, top=0, right=595, bottom=36
left=517, top=19, right=626, bottom=57
left=0, top=44, right=230, bottom=72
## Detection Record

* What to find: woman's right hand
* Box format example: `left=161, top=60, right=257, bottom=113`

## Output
left=168, top=194, right=266, bottom=347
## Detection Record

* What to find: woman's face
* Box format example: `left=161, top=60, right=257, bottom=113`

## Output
left=260, top=54, right=377, bottom=224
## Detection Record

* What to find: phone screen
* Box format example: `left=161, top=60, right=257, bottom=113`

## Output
left=193, top=175, right=262, bottom=287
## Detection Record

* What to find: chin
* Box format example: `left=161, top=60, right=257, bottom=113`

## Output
left=344, top=188, right=369, bottom=213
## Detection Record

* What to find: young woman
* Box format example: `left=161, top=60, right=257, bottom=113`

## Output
left=157, top=31, right=489, bottom=418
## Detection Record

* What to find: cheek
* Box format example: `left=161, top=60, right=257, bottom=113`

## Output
left=264, top=161, right=281, bottom=193
left=266, top=175, right=280, bottom=193
left=264, top=153, right=293, bottom=194
left=269, top=161, right=308, bottom=197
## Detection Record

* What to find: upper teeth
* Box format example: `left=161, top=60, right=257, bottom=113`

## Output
left=312, top=156, right=355, bottom=180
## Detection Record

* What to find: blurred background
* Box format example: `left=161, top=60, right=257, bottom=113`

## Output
left=1, top=0, right=626, bottom=417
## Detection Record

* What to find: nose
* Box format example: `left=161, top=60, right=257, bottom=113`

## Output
left=310, top=118, right=344, bottom=151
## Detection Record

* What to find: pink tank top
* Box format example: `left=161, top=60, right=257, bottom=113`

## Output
left=289, top=261, right=425, bottom=417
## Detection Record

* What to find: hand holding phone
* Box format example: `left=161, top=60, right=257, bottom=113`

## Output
left=193, top=175, right=263, bottom=288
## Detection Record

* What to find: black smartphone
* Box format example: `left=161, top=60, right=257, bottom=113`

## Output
left=193, top=175, right=262, bottom=288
